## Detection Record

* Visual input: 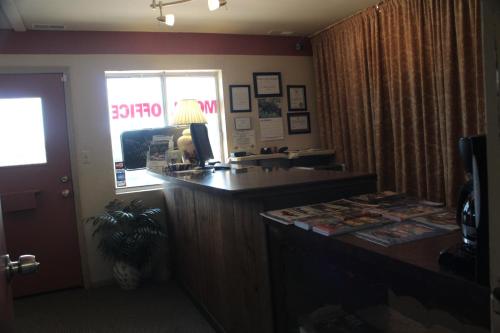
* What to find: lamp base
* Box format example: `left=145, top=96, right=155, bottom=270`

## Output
left=177, top=128, right=197, bottom=164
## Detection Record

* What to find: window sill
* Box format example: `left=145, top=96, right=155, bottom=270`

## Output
left=114, top=168, right=163, bottom=194
left=115, top=184, right=163, bottom=195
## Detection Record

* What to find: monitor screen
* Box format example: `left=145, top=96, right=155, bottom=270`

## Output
left=190, top=123, right=214, bottom=167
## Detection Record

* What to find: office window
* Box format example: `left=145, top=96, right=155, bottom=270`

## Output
left=106, top=71, right=225, bottom=190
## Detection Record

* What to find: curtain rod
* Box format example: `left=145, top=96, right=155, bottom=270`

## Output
left=308, top=0, right=385, bottom=38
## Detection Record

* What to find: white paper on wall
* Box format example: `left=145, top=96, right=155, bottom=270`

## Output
left=260, top=118, right=284, bottom=141
left=232, top=130, right=256, bottom=150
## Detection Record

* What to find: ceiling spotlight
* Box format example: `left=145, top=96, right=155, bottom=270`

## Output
left=150, top=0, right=226, bottom=26
left=208, top=0, right=227, bottom=11
left=158, top=14, right=175, bottom=26
left=156, top=4, right=175, bottom=26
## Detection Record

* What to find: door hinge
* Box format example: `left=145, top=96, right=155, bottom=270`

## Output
left=61, top=74, right=67, bottom=82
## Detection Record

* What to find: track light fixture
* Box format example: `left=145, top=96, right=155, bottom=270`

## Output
left=208, top=0, right=227, bottom=11
left=150, top=0, right=227, bottom=27
left=156, top=4, right=175, bottom=26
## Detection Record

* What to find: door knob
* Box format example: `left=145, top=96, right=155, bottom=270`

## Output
left=3, top=254, right=40, bottom=281
left=61, top=189, right=71, bottom=198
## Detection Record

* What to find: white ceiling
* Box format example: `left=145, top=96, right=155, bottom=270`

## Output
left=0, top=0, right=379, bottom=36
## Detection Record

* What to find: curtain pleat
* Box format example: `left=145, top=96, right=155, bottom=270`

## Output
left=311, top=0, right=484, bottom=206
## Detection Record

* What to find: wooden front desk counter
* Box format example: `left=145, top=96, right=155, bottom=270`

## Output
left=153, top=166, right=376, bottom=333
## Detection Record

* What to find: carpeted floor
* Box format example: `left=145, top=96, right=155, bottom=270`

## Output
left=13, top=282, right=216, bottom=333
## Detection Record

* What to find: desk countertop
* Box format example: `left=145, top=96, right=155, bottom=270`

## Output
left=150, top=166, right=375, bottom=196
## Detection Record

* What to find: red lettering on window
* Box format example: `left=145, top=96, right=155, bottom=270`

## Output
left=119, top=104, right=129, bottom=118
left=111, top=105, right=119, bottom=119
left=143, top=103, right=151, bottom=117
left=152, top=103, right=162, bottom=117
left=135, top=103, right=143, bottom=117
left=204, top=100, right=217, bottom=114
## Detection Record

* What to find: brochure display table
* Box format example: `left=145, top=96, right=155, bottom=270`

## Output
left=150, top=166, right=376, bottom=333
left=265, top=219, right=490, bottom=332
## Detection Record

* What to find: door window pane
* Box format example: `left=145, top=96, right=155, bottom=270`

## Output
left=0, top=98, right=47, bottom=167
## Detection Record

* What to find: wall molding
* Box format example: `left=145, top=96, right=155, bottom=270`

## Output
left=0, top=30, right=312, bottom=56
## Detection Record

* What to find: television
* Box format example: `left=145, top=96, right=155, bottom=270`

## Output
left=190, top=123, right=214, bottom=168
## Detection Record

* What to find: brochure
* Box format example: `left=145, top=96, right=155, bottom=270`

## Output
left=323, top=200, right=366, bottom=219
left=354, top=221, right=449, bottom=247
left=367, top=203, right=444, bottom=221
left=312, top=214, right=392, bottom=237
left=294, top=214, right=343, bottom=231
left=344, top=191, right=404, bottom=206
left=260, top=207, right=315, bottom=225
left=412, top=210, right=459, bottom=231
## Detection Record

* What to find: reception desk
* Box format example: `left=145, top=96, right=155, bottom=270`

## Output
left=152, top=166, right=376, bottom=333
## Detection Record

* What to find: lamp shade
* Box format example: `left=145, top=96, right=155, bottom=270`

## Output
left=172, top=99, right=207, bottom=126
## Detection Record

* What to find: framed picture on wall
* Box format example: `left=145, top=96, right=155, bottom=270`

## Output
left=287, top=85, right=307, bottom=111
left=287, top=112, right=311, bottom=135
left=229, top=85, right=252, bottom=112
left=253, top=72, right=282, bottom=97
left=234, top=117, right=252, bottom=130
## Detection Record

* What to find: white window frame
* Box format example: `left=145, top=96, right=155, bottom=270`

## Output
left=105, top=69, right=227, bottom=193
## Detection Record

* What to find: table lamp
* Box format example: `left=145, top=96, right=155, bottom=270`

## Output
left=172, top=99, right=207, bottom=164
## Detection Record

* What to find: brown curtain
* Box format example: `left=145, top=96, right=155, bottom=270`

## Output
left=312, top=0, right=484, bottom=205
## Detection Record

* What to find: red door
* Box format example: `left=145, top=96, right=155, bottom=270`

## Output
left=0, top=73, right=82, bottom=297
left=0, top=200, right=14, bottom=332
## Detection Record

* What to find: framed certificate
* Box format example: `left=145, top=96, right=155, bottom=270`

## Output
left=234, top=117, right=252, bottom=130
left=253, top=72, right=282, bottom=97
left=287, top=112, right=311, bottom=134
left=229, top=85, right=252, bottom=112
left=287, top=85, right=307, bottom=111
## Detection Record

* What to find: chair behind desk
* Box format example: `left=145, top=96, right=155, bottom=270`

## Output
left=120, top=126, right=183, bottom=170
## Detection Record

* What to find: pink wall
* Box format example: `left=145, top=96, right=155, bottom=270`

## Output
left=0, top=31, right=312, bottom=56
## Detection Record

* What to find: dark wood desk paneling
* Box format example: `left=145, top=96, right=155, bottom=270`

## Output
left=267, top=222, right=490, bottom=332
left=157, top=167, right=377, bottom=333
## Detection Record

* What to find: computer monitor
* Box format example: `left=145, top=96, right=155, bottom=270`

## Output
left=190, top=123, right=214, bottom=168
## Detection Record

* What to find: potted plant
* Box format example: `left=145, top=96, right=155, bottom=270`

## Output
left=87, top=199, right=166, bottom=290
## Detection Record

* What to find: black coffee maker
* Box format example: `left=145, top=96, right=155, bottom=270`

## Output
left=439, top=135, right=489, bottom=286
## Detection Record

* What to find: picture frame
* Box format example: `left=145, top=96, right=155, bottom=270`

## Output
left=287, top=112, right=311, bottom=135
left=234, top=117, right=252, bottom=130
left=287, top=85, right=307, bottom=111
left=229, top=85, right=252, bottom=112
left=253, top=72, right=282, bottom=97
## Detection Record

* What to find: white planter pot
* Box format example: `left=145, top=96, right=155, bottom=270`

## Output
left=112, top=261, right=141, bottom=290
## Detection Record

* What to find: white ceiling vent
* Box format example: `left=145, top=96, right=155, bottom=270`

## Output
left=31, top=23, right=66, bottom=30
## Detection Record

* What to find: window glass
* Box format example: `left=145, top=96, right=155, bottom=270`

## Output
left=106, top=72, right=225, bottom=190
left=106, top=77, right=165, bottom=162
left=0, top=97, right=47, bottom=167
